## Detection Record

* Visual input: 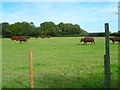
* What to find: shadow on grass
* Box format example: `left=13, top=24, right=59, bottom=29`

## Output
left=14, top=42, right=28, bottom=44
left=34, top=73, right=105, bottom=88
left=33, top=66, right=118, bottom=88
left=2, top=68, right=118, bottom=88
left=76, top=43, right=94, bottom=45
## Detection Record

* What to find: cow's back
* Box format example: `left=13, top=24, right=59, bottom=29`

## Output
left=10, top=36, right=21, bottom=40
left=110, top=37, right=120, bottom=41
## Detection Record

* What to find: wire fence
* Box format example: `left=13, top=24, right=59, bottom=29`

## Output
left=2, top=37, right=118, bottom=88
left=2, top=53, right=101, bottom=88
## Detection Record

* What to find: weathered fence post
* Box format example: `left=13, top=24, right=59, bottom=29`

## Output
left=29, top=50, right=34, bottom=88
left=104, top=23, right=110, bottom=88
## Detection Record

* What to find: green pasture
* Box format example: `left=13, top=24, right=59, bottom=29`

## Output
left=2, top=37, right=118, bottom=88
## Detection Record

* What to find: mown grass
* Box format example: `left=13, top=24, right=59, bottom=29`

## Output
left=2, top=37, right=118, bottom=88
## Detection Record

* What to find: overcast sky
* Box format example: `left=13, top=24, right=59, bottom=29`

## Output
left=1, top=1, right=119, bottom=33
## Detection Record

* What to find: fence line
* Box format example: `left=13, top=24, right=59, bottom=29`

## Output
left=2, top=51, right=117, bottom=88
left=2, top=37, right=118, bottom=88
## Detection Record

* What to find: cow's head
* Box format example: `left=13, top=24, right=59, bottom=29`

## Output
left=110, top=38, right=112, bottom=40
left=81, top=38, right=84, bottom=42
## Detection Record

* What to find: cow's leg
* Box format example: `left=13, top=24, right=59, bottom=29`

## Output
left=111, top=40, right=114, bottom=44
left=113, top=40, right=115, bottom=44
left=84, top=41, right=86, bottom=44
left=20, top=41, right=22, bottom=43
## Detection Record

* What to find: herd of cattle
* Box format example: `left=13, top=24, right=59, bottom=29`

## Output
left=10, top=36, right=51, bottom=43
left=10, top=36, right=120, bottom=44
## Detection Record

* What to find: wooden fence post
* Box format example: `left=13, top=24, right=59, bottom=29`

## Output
left=29, top=50, right=34, bottom=88
left=104, top=23, right=110, bottom=88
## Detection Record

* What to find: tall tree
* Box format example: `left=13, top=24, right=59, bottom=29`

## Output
left=0, top=22, right=9, bottom=37
left=40, top=21, right=58, bottom=36
left=57, top=22, right=87, bottom=36
left=4, top=21, right=36, bottom=37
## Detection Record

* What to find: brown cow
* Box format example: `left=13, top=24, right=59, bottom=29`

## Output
left=10, top=36, right=22, bottom=41
left=35, top=36, right=39, bottom=39
left=110, top=37, right=120, bottom=44
left=46, top=35, right=51, bottom=38
left=81, top=37, right=95, bottom=44
left=26, top=37, right=31, bottom=39
left=17, top=37, right=28, bottom=43
left=40, top=36, right=46, bottom=38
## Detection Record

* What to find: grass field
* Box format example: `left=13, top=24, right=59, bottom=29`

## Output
left=2, top=37, right=118, bottom=88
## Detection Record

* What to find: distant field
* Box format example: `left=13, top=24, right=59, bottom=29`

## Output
left=2, top=37, right=118, bottom=88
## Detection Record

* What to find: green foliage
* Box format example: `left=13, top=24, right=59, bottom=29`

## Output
left=1, top=22, right=36, bottom=37
left=57, top=22, right=87, bottom=36
left=0, top=22, right=9, bottom=37
left=1, top=21, right=87, bottom=37
left=110, top=31, right=120, bottom=37
left=40, top=22, right=58, bottom=36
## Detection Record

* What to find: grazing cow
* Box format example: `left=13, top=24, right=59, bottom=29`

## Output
left=110, top=37, right=120, bottom=44
left=40, top=36, right=46, bottom=38
left=17, top=37, right=28, bottom=43
left=10, top=36, right=22, bottom=41
left=81, top=37, right=95, bottom=44
left=46, top=36, right=51, bottom=38
left=35, top=36, right=39, bottom=39
left=26, top=37, right=31, bottom=39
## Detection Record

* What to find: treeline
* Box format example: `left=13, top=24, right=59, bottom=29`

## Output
left=110, top=31, right=120, bottom=37
left=0, top=21, right=88, bottom=38
left=87, top=32, right=120, bottom=37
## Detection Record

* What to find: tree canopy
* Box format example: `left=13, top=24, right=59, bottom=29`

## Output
left=1, top=21, right=88, bottom=37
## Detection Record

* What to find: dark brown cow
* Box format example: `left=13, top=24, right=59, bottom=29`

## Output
left=40, top=36, right=46, bottom=38
left=35, top=36, right=39, bottom=39
left=10, top=36, right=22, bottom=41
left=81, top=37, right=95, bottom=44
left=17, top=37, right=28, bottom=43
left=26, top=37, right=31, bottom=39
left=110, top=37, right=120, bottom=44
left=46, top=36, right=51, bottom=38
